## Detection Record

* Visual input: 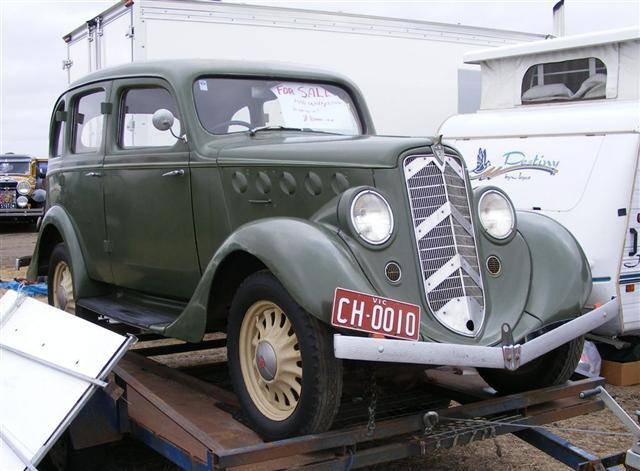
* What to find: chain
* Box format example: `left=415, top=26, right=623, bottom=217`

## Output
left=366, top=372, right=378, bottom=437
left=440, top=416, right=635, bottom=437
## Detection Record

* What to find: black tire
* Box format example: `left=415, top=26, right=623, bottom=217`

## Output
left=47, top=242, right=74, bottom=312
left=227, top=270, right=343, bottom=440
left=478, top=336, right=584, bottom=395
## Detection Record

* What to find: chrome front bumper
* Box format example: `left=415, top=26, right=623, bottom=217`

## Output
left=333, top=298, right=619, bottom=370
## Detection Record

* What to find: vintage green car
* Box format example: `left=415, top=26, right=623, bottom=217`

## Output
left=28, top=59, right=617, bottom=440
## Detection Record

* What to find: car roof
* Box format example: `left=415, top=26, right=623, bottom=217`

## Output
left=69, top=58, right=358, bottom=91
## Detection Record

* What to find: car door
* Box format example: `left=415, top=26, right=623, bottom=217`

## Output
left=103, top=78, right=200, bottom=299
left=52, top=84, right=111, bottom=282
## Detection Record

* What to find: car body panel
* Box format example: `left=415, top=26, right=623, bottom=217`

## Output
left=28, top=205, right=107, bottom=298
left=162, top=217, right=375, bottom=342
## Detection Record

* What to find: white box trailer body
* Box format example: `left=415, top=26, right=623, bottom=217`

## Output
left=62, top=0, right=543, bottom=136
left=440, top=27, right=640, bottom=337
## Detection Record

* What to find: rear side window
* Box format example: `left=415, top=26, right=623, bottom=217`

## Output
left=120, top=87, right=181, bottom=148
left=73, top=90, right=105, bottom=153
left=52, top=101, right=65, bottom=157
left=521, top=58, right=606, bottom=104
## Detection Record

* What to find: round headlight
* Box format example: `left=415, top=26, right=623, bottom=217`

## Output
left=17, top=180, right=31, bottom=195
left=16, top=195, right=28, bottom=208
left=478, top=190, right=515, bottom=240
left=350, top=190, right=394, bottom=245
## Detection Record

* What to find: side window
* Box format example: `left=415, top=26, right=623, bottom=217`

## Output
left=120, top=87, right=181, bottom=148
left=73, top=90, right=106, bottom=153
left=52, top=101, right=66, bottom=157
left=521, top=58, right=607, bottom=104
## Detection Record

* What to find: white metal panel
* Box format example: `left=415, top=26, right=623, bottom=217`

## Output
left=440, top=100, right=640, bottom=137
left=100, top=9, right=133, bottom=69
left=64, top=0, right=541, bottom=132
left=0, top=290, right=132, bottom=470
left=67, top=36, right=92, bottom=84
left=619, top=140, right=640, bottom=334
left=138, top=7, right=497, bottom=135
left=464, top=26, right=640, bottom=64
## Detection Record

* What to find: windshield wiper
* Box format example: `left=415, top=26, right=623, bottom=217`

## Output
left=248, top=125, right=307, bottom=136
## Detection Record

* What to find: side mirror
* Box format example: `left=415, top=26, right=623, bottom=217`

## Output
left=152, top=109, right=175, bottom=132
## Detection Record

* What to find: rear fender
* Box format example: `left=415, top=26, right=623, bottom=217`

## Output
left=163, top=218, right=374, bottom=342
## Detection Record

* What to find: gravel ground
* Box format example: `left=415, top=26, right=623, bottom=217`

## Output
left=1, top=223, right=638, bottom=470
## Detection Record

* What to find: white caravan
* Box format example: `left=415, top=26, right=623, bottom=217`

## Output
left=440, top=27, right=640, bottom=338
left=62, top=0, right=542, bottom=136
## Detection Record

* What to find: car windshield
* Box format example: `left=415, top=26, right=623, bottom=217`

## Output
left=193, top=78, right=362, bottom=136
left=0, top=160, right=29, bottom=175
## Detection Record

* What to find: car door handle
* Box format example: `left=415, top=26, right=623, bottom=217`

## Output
left=161, top=169, right=185, bottom=177
left=85, top=172, right=101, bottom=178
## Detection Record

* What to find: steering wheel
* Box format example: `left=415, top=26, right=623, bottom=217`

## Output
left=210, top=120, right=252, bottom=133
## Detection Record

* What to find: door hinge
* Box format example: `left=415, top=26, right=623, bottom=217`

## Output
left=103, top=240, right=113, bottom=253
left=126, top=26, right=134, bottom=39
left=62, top=59, right=73, bottom=70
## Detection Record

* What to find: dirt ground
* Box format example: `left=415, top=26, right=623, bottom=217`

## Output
left=1, top=223, right=638, bottom=470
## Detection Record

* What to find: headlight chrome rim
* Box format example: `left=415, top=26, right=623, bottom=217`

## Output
left=17, top=181, right=31, bottom=196
left=349, top=189, right=394, bottom=246
left=478, top=189, right=515, bottom=241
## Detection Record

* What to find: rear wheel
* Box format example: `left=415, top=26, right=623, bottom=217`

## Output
left=478, top=336, right=584, bottom=395
left=227, top=271, right=342, bottom=440
left=48, top=243, right=76, bottom=314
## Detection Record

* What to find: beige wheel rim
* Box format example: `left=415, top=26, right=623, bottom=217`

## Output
left=52, top=261, right=75, bottom=314
left=239, top=300, right=302, bottom=421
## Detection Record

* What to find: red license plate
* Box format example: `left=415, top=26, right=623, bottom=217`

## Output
left=331, top=288, right=420, bottom=341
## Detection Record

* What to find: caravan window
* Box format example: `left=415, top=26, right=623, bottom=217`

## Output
left=521, top=58, right=606, bottom=104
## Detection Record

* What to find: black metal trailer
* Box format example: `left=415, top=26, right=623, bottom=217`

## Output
left=68, top=331, right=631, bottom=470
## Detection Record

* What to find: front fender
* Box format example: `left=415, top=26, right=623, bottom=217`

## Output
left=27, top=205, right=106, bottom=299
left=518, top=211, right=592, bottom=325
left=163, top=218, right=374, bottom=341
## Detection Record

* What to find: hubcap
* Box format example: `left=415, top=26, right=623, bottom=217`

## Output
left=255, top=341, right=277, bottom=381
left=52, top=261, right=75, bottom=314
left=239, top=300, right=302, bottom=421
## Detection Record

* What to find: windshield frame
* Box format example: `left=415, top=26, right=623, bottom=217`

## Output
left=192, top=75, right=368, bottom=137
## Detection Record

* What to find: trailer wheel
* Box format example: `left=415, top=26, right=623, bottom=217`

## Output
left=227, top=271, right=343, bottom=440
left=48, top=243, right=76, bottom=314
left=478, top=336, right=584, bottom=395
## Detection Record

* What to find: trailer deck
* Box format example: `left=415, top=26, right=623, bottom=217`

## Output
left=70, top=331, right=630, bottom=470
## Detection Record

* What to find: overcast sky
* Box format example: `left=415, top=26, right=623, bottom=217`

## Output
left=1, top=0, right=638, bottom=156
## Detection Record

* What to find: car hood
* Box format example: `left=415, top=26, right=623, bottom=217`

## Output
left=213, top=133, right=433, bottom=169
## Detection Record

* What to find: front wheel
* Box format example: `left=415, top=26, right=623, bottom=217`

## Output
left=478, top=336, right=584, bottom=395
left=227, top=271, right=343, bottom=440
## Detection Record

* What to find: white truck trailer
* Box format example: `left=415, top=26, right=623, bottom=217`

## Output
left=440, top=27, right=640, bottom=338
left=62, top=0, right=543, bottom=136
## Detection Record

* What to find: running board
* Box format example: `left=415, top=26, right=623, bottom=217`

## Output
left=77, top=294, right=185, bottom=332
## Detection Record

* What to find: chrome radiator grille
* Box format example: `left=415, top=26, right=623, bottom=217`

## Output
left=403, top=153, right=484, bottom=336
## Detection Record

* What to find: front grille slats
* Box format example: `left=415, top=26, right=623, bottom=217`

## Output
left=403, top=153, right=485, bottom=337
